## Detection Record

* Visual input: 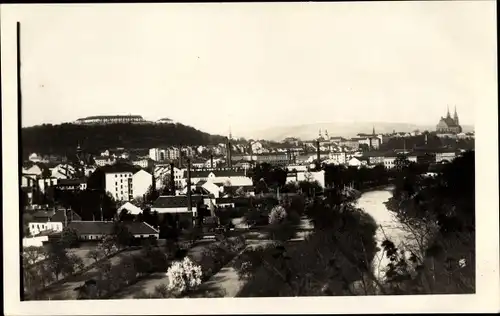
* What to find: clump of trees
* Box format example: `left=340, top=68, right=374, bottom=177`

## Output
left=381, top=150, right=475, bottom=294
left=233, top=184, right=379, bottom=297
left=249, top=163, right=287, bottom=194
left=21, top=122, right=227, bottom=156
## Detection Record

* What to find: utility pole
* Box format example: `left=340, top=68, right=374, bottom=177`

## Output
left=186, top=158, right=193, bottom=227
left=170, top=163, right=175, bottom=195
left=178, top=144, right=183, bottom=169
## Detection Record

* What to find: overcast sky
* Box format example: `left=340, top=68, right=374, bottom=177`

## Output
left=9, top=2, right=496, bottom=136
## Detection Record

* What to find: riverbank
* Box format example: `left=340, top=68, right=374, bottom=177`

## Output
left=355, top=188, right=405, bottom=287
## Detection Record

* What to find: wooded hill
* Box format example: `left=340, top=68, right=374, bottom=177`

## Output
left=21, top=123, right=227, bottom=157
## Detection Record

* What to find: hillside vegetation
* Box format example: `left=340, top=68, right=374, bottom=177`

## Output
left=21, top=123, right=227, bottom=156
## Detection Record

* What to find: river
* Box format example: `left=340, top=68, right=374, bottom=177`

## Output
left=356, top=186, right=410, bottom=282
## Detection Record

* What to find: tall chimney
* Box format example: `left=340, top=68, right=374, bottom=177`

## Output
left=100, top=193, right=104, bottom=221
left=210, top=155, right=214, bottom=169
left=226, top=137, right=232, bottom=168
left=170, top=163, right=175, bottom=195
left=178, top=144, right=182, bottom=168
left=316, top=140, right=321, bottom=165
left=186, top=159, right=192, bottom=213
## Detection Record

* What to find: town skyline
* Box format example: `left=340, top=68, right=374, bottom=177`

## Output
left=13, top=2, right=493, bottom=135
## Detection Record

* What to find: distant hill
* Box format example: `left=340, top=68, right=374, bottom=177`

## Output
left=21, top=123, right=227, bottom=157
left=242, top=121, right=475, bottom=141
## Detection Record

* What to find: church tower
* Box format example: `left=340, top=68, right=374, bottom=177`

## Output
left=453, top=106, right=459, bottom=125
left=372, top=126, right=376, bottom=135
left=446, top=105, right=451, bottom=119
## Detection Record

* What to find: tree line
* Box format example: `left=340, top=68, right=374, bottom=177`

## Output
left=21, top=123, right=227, bottom=157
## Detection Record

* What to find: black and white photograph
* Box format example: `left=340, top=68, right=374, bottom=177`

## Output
left=1, top=2, right=499, bottom=315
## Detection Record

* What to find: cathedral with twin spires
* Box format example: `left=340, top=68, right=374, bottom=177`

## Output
left=436, top=106, right=462, bottom=134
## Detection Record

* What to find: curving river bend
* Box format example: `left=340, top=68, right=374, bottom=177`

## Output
left=355, top=186, right=411, bottom=282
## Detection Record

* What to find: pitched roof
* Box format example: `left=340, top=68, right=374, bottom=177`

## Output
left=67, top=221, right=158, bottom=235
left=51, top=209, right=82, bottom=222
left=152, top=195, right=205, bottom=208
left=57, top=178, right=86, bottom=186
left=185, top=169, right=246, bottom=178
left=32, top=210, right=56, bottom=219
left=99, top=162, right=140, bottom=174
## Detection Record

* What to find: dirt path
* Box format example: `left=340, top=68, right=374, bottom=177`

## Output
left=188, top=239, right=273, bottom=298
left=111, top=241, right=214, bottom=299
left=41, top=249, right=142, bottom=300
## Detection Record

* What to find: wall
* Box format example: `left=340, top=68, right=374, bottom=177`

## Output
left=23, top=236, right=49, bottom=248
left=132, top=233, right=159, bottom=239
left=132, top=170, right=153, bottom=199
left=151, top=206, right=197, bottom=214
left=28, top=221, right=63, bottom=236
left=80, top=234, right=105, bottom=241
left=105, top=172, right=133, bottom=201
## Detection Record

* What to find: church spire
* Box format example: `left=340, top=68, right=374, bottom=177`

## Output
left=453, top=106, right=459, bottom=125
left=446, top=105, right=451, bottom=118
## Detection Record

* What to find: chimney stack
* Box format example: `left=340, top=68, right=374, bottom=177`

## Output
left=210, top=154, right=214, bottom=169
left=178, top=144, right=182, bottom=168
left=170, top=163, right=175, bottom=195
left=316, top=140, right=321, bottom=165
left=186, top=158, right=192, bottom=213
left=226, top=137, right=232, bottom=168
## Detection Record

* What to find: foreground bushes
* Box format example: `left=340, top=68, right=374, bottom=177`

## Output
left=193, top=236, right=247, bottom=282
left=76, top=245, right=169, bottom=299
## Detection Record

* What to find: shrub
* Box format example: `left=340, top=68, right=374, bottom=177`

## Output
left=166, top=257, right=203, bottom=296
left=268, top=205, right=287, bottom=225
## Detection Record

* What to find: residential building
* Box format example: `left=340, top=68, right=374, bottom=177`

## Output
left=166, top=147, right=181, bottom=160
left=435, top=151, right=457, bottom=163
left=28, top=209, right=81, bottom=236
left=67, top=221, right=159, bottom=240
left=348, top=157, right=366, bottom=167
left=251, top=141, right=265, bottom=154
left=23, top=163, right=45, bottom=178
left=286, top=170, right=326, bottom=188
left=28, top=153, right=43, bottom=163
left=156, top=118, right=174, bottom=124
left=117, top=202, right=143, bottom=215
left=149, top=148, right=166, bottom=162
left=132, top=158, right=154, bottom=169
left=327, top=152, right=347, bottom=165
left=232, top=152, right=295, bottom=166
left=151, top=195, right=205, bottom=215
left=102, top=164, right=140, bottom=201
left=94, top=156, right=116, bottom=167
left=50, top=164, right=77, bottom=179
left=56, top=178, right=87, bottom=191
left=181, top=169, right=253, bottom=187
left=37, top=178, right=59, bottom=194
left=383, top=154, right=417, bottom=169
left=339, top=138, right=360, bottom=150
left=74, top=115, right=149, bottom=125
left=154, top=165, right=185, bottom=189
left=132, top=169, right=153, bottom=200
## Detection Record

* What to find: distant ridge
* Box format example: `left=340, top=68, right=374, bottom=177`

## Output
left=21, top=122, right=226, bottom=157
left=241, top=121, right=475, bottom=141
